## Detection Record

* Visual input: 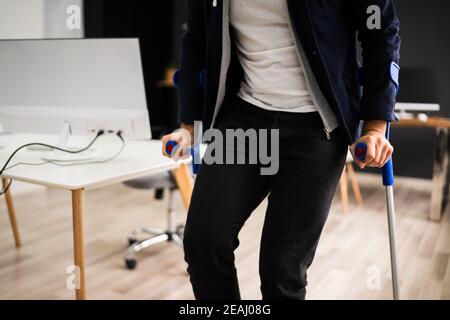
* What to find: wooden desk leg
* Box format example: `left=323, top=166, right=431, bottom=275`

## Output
left=339, top=167, right=349, bottom=213
left=2, top=178, right=21, bottom=248
left=172, top=164, right=194, bottom=210
left=72, top=189, right=86, bottom=300
left=346, top=163, right=364, bottom=206
left=430, top=128, right=449, bottom=221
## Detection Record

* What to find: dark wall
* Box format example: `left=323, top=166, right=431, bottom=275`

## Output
left=386, top=0, right=450, bottom=179
left=395, top=0, right=450, bottom=116
left=172, top=1, right=186, bottom=65
left=84, top=0, right=177, bottom=138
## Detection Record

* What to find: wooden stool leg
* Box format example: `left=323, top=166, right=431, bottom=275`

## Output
left=347, top=163, right=364, bottom=206
left=2, top=178, right=21, bottom=247
left=339, top=167, right=349, bottom=213
left=72, top=189, right=86, bottom=300
left=172, top=164, right=194, bottom=209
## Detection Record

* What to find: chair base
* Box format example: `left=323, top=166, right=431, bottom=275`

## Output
left=125, top=225, right=184, bottom=270
left=124, top=183, right=186, bottom=270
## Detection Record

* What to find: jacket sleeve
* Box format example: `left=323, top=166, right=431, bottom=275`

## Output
left=348, top=0, right=401, bottom=122
left=178, top=0, right=206, bottom=125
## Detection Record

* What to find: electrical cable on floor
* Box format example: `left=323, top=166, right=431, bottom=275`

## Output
left=0, top=130, right=127, bottom=196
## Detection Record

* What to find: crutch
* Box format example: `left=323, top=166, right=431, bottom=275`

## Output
left=167, top=70, right=202, bottom=175
left=354, top=123, right=400, bottom=300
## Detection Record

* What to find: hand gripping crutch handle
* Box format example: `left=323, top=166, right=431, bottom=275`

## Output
left=354, top=124, right=394, bottom=186
left=165, top=140, right=200, bottom=174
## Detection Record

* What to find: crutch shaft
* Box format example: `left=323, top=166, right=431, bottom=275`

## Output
left=386, top=186, right=400, bottom=299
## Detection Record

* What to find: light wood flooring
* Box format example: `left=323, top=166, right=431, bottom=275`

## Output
left=0, top=174, right=449, bottom=300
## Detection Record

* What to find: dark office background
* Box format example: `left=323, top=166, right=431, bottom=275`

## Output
left=84, top=0, right=450, bottom=179
left=391, top=0, right=450, bottom=179
left=84, top=0, right=182, bottom=139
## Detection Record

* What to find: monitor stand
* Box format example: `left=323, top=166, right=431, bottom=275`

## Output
left=40, top=122, right=100, bottom=162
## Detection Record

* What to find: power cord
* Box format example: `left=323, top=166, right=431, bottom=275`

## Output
left=46, top=131, right=125, bottom=167
left=0, top=130, right=110, bottom=196
left=5, top=160, right=50, bottom=171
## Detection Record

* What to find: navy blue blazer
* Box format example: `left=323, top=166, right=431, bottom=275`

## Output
left=178, top=0, right=401, bottom=144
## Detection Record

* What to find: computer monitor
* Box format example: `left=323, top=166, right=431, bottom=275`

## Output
left=0, top=38, right=151, bottom=140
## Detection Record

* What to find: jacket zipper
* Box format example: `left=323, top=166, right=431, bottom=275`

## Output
left=285, top=0, right=331, bottom=140
left=323, top=128, right=331, bottom=140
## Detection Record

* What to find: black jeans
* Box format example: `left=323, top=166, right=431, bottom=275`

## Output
left=183, top=97, right=348, bottom=300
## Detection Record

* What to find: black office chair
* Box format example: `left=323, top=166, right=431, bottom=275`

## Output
left=123, top=171, right=185, bottom=270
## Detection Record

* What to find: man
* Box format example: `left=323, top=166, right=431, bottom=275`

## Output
left=162, top=0, right=400, bottom=300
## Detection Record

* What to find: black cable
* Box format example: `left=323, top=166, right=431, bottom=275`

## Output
left=1, top=179, right=12, bottom=195
left=0, top=130, right=104, bottom=174
left=47, top=132, right=125, bottom=167
left=5, top=160, right=50, bottom=171
left=0, top=132, right=124, bottom=195
left=0, top=130, right=105, bottom=196
left=2, top=161, right=51, bottom=194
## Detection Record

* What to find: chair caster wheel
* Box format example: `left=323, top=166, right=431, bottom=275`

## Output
left=128, top=238, right=138, bottom=246
left=125, top=258, right=137, bottom=270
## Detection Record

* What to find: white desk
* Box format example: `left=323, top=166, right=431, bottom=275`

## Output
left=0, top=133, right=193, bottom=300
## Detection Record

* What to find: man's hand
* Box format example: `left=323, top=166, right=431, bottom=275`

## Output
left=161, top=124, right=195, bottom=160
left=351, top=120, right=394, bottom=169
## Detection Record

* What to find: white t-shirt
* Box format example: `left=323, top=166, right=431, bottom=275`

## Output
left=230, top=0, right=316, bottom=113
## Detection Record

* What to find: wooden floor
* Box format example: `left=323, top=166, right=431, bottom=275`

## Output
left=0, top=174, right=449, bottom=300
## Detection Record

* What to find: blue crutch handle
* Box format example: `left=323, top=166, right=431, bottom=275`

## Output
left=172, top=70, right=181, bottom=87
left=165, top=140, right=179, bottom=156
left=382, top=155, right=394, bottom=186
left=165, top=140, right=200, bottom=174
left=172, top=68, right=206, bottom=88
left=191, top=145, right=201, bottom=174
left=354, top=124, right=394, bottom=187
